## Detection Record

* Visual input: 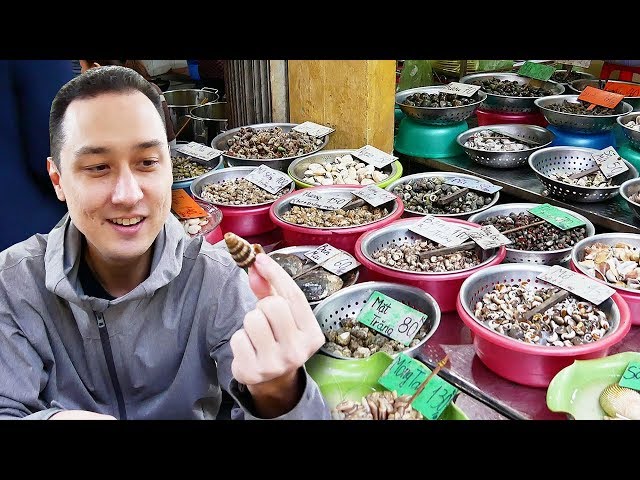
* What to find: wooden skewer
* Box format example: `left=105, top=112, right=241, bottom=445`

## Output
left=568, top=165, right=601, bottom=180
left=520, top=289, right=570, bottom=322
left=487, top=129, right=542, bottom=146
left=408, top=354, right=450, bottom=407
left=175, top=97, right=210, bottom=139
left=437, top=188, right=468, bottom=206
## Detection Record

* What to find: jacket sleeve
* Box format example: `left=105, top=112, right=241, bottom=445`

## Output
left=207, top=262, right=330, bottom=420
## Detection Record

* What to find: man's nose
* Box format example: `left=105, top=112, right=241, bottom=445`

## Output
left=111, top=168, right=143, bottom=206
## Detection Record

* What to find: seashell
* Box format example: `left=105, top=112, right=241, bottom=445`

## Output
left=599, top=383, right=640, bottom=420
left=224, top=232, right=264, bottom=268
left=270, top=253, right=305, bottom=277
left=295, top=270, right=343, bottom=302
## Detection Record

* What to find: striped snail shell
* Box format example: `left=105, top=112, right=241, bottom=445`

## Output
left=599, top=383, right=640, bottom=420
left=224, top=232, right=264, bottom=268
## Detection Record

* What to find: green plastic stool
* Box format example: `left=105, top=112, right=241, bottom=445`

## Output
left=618, top=142, right=640, bottom=172
left=394, top=117, right=468, bottom=158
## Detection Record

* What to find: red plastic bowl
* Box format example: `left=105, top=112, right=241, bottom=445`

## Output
left=269, top=185, right=404, bottom=255
left=354, top=217, right=506, bottom=313
left=476, top=108, right=548, bottom=128
left=456, top=264, right=632, bottom=388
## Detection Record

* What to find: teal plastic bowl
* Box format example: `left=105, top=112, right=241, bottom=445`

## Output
left=394, top=117, right=468, bottom=158
left=618, top=142, right=640, bottom=172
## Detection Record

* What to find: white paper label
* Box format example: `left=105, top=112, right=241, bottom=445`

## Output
left=537, top=265, right=616, bottom=305
left=466, top=225, right=512, bottom=250
left=444, top=177, right=501, bottom=194
left=352, top=185, right=398, bottom=207
left=441, top=82, right=482, bottom=97
left=352, top=145, right=398, bottom=169
left=408, top=215, right=469, bottom=247
left=292, top=121, right=335, bottom=138
left=290, top=190, right=352, bottom=211
left=304, top=243, right=342, bottom=264
left=175, top=142, right=223, bottom=162
left=244, top=164, right=292, bottom=194
left=322, top=252, right=360, bottom=276
left=555, top=60, right=592, bottom=68
left=592, top=147, right=628, bottom=179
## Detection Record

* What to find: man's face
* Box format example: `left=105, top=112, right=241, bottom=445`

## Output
left=48, top=91, right=172, bottom=264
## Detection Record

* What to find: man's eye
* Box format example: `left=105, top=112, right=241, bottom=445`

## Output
left=142, top=159, right=159, bottom=168
left=86, top=164, right=108, bottom=172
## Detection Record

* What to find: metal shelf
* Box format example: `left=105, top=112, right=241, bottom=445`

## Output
left=402, top=153, right=640, bottom=234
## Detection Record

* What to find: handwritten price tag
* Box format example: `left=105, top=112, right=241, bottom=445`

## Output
left=352, top=145, right=398, bottom=169
left=290, top=190, right=352, bottom=211
left=591, top=147, right=629, bottom=179
left=378, top=353, right=458, bottom=420
left=618, top=361, right=640, bottom=391
left=244, top=164, right=293, bottom=194
left=171, top=189, right=209, bottom=219
left=528, top=204, right=585, bottom=230
left=555, top=60, right=592, bottom=68
left=175, top=142, right=223, bottom=162
left=292, top=121, right=335, bottom=138
left=537, top=265, right=616, bottom=305
left=304, top=243, right=342, bottom=264
left=604, top=81, right=640, bottom=98
left=409, top=215, right=469, bottom=247
left=352, top=184, right=398, bottom=207
left=578, top=86, right=624, bottom=109
left=322, top=252, right=360, bottom=276
left=517, top=61, right=555, bottom=82
left=444, top=177, right=501, bottom=194
left=440, top=82, right=481, bottom=97
left=356, top=291, right=428, bottom=346
left=466, top=225, right=512, bottom=250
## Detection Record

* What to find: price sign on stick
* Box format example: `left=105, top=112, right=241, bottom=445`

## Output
left=353, top=185, right=398, bottom=207
left=304, top=243, right=342, bottom=264
left=604, top=81, right=640, bottom=98
left=171, top=189, right=209, bottom=219
left=244, top=164, right=292, bottom=194
left=591, top=147, right=629, bottom=179
left=174, top=142, right=223, bottom=162
left=352, top=145, right=398, bottom=169
left=467, top=225, right=512, bottom=250
left=440, top=82, right=481, bottom=97
left=528, top=204, right=586, bottom=230
left=517, top=61, right=555, bottom=82
left=619, top=362, right=640, bottom=391
left=444, top=177, right=501, bottom=194
left=409, top=215, right=469, bottom=247
left=290, top=190, right=352, bottom=210
left=292, top=121, right=335, bottom=137
left=378, top=353, right=458, bottom=420
left=322, top=252, right=360, bottom=276
left=578, top=86, right=624, bottom=110
left=537, top=265, right=616, bottom=305
left=356, top=291, right=428, bottom=346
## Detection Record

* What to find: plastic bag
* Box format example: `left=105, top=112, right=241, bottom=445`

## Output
left=397, top=60, right=433, bottom=91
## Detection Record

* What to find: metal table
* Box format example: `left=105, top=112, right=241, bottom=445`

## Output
left=401, top=153, right=640, bottom=234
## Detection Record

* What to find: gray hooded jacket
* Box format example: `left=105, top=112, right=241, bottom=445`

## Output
left=0, top=214, right=330, bottom=419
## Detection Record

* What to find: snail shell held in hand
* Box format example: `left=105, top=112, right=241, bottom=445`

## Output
left=224, top=232, right=264, bottom=268
left=599, top=383, right=640, bottom=420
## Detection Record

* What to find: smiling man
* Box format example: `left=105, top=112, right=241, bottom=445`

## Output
left=0, top=66, right=329, bottom=420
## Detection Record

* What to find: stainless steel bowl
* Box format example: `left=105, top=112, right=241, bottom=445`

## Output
left=268, top=245, right=359, bottom=307
left=395, top=86, right=487, bottom=125
left=456, top=124, right=555, bottom=169
left=312, top=281, right=441, bottom=359
left=459, top=72, right=565, bottom=113
left=190, top=166, right=295, bottom=207
left=568, top=79, right=640, bottom=111
left=534, top=95, right=633, bottom=133
left=210, top=122, right=330, bottom=172
left=467, top=202, right=595, bottom=265
left=528, top=146, right=639, bottom=203
left=384, top=172, right=500, bottom=219
left=358, top=220, right=502, bottom=275
left=617, top=112, right=640, bottom=150
left=272, top=186, right=401, bottom=230
left=287, top=149, right=400, bottom=187
left=571, top=232, right=640, bottom=295
left=619, top=177, right=640, bottom=221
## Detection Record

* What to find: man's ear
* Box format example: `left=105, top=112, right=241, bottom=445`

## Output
left=47, top=157, right=66, bottom=202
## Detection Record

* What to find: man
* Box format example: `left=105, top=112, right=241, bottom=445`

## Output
left=0, top=66, right=329, bottom=420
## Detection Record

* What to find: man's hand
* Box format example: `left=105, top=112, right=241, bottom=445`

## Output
left=229, top=253, right=325, bottom=418
left=50, top=410, right=116, bottom=420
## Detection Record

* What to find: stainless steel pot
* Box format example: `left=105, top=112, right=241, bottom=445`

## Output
left=163, top=88, right=220, bottom=141
left=187, top=102, right=228, bottom=146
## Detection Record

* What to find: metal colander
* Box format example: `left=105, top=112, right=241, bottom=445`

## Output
left=617, top=112, right=640, bottom=150
left=528, top=146, right=639, bottom=203
left=459, top=73, right=565, bottom=113
left=467, top=203, right=595, bottom=265
left=384, top=172, right=500, bottom=219
left=312, top=281, right=441, bottom=359
left=458, top=264, right=621, bottom=345
left=620, top=178, right=640, bottom=222
left=568, top=79, right=640, bottom=111
left=456, top=124, right=555, bottom=169
left=534, top=95, right=633, bottom=134
left=395, top=86, right=487, bottom=125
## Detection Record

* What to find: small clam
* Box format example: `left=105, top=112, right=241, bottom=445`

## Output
left=599, top=383, right=640, bottom=420
left=295, top=270, right=343, bottom=302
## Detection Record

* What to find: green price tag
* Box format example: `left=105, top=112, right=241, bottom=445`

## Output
left=356, top=291, right=428, bottom=346
left=378, top=353, right=458, bottom=420
left=619, top=361, right=640, bottom=391
left=518, top=61, right=555, bottom=82
left=528, top=204, right=586, bottom=230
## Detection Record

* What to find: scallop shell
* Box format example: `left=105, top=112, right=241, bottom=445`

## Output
left=599, top=383, right=640, bottom=420
left=224, top=232, right=264, bottom=268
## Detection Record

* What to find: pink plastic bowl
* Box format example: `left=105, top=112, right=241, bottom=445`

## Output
left=354, top=217, right=507, bottom=313
left=570, top=232, right=640, bottom=326
left=269, top=185, right=404, bottom=255
left=476, top=108, right=548, bottom=128
left=456, top=264, right=632, bottom=388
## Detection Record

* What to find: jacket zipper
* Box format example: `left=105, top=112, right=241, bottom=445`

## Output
left=95, top=311, right=127, bottom=420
